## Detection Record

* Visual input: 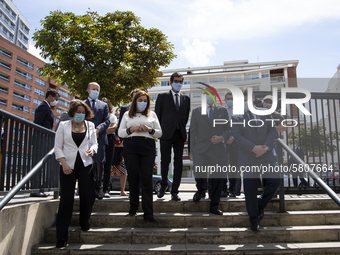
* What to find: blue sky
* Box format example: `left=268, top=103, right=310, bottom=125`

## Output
left=13, top=0, right=340, bottom=90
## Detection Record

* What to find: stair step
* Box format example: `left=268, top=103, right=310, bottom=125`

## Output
left=75, top=197, right=340, bottom=213
left=67, top=210, right=340, bottom=228
left=43, top=225, right=340, bottom=244
left=32, top=242, right=340, bottom=254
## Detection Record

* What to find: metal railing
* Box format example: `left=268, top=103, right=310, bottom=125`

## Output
left=0, top=110, right=59, bottom=206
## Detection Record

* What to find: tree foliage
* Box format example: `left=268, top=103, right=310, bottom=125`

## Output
left=289, top=124, right=340, bottom=158
left=33, top=10, right=175, bottom=105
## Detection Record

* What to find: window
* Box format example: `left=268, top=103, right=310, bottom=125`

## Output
left=57, top=108, right=66, bottom=114
left=36, top=67, right=43, bottom=74
left=262, top=72, right=269, bottom=78
left=14, top=80, right=31, bottom=91
left=193, top=78, right=208, bottom=84
left=161, top=81, right=169, bottom=86
left=227, top=75, right=242, bottom=82
left=0, top=85, right=8, bottom=94
left=58, top=100, right=70, bottom=108
left=184, top=93, right=190, bottom=98
left=244, top=73, right=259, bottom=80
left=0, top=72, right=9, bottom=82
left=17, top=57, right=33, bottom=69
left=13, top=91, right=30, bottom=102
left=0, top=46, right=12, bottom=58
left=183, top=79, right=191, bottom=85
left=15, top=68, right=32, bottom=80
left=0, top=60, right=10, bottom=70
left=35, top=77, right=46, bottom=87
left=193, top=92, right=201, bottom=98
left=151, top=95, right=158, bottom=101
left=0, top=98, right=6, bottom=106
left=58, top=89, right=71, bottom=99
left=210, top=77, right=225, bottom=83
left=33, top=99, right=42, bottom=105
left=34, top=88, right=45, bottom=97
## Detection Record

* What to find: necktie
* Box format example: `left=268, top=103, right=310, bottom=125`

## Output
left=209, top=106, right=214, bottom=124
left=175, top=94, right=179, bottom=112
left=91, top=99, right=96, bottom=112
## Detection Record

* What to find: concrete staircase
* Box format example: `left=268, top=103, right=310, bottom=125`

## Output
left=32, top=194, right=340, bottom=254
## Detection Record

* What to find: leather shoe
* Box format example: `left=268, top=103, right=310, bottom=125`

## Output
left=95, top=190, right=103, bottom=200
left=209, top=209, right=223, bottom=215
left=30, top=192, right=48, bottom=197
left=157, top=186, right=166, bottom=198
left=251, top=221, right=260, bottom=231
left=220, top=190, right=228, bottom=197
left=171, top=194, right=181, bottom=201
left=229, top=192, right=236, bottom=197
left=56, top=240, right=67, bottom=248
left=258, top=206, right=264, bottom=220
left=201, top=191, right=206, bottom=198
left=193, top=191, right=201, bottom=202
left=144, top=218, right=157, bottom=223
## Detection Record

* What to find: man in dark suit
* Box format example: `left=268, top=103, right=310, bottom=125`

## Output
left=289, top=140, right=308, bottom=187
left=34, top=89, right=59, bottom=130
left=155, top=72, right=190, bottom=201
left=232, top=88, right=281, bottom=231
left=190, top=87, right=233, bottom=215
left=32, top=89, right=60, bottom=197
left=85, top=82, right=110, bottom=199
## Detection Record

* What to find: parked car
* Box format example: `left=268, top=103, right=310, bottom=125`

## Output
left=109, top=175, right=172, bottom=194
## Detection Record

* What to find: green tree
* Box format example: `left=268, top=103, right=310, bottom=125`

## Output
left=33, top=10, right=175, bottom=104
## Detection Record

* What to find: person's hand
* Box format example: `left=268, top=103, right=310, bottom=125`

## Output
left=253, top=145, right=267, bottom=157
left=62, top=163, right=72, bottom=175
left=106, top=123, right=117, bottom=134
left=226, top=136, right=234, bottom=145
left=96, top=128, right=100, bottom=138
left=86, top=149, right=95, bottom=157
left=130, top=126, right=142, bottom=132
left=211, top=135, right=223, bottom=144
left=141, top=125, right=152, bottom=132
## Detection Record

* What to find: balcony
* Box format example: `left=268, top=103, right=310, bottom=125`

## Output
left=0, top=74, right=9, bottom=82
left=270, top=76, right=285, bottom=83
left=14, top=81, right=31, bottom=91
left=13, top=92, right=30, bottom=102
left=0, top=100, right=6, bottom=106
left=0, top=61, right=10, bottom=70
left=15, top=69, right=33, bottom=80
left=17, top=58, right=34, bottom=70
left=0, top=87, right=8, bottom=94
left=0, top=48, right=12, bottom=59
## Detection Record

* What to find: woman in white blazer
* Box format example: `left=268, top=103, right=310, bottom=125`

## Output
left=54, top=100, right=98, bottom=248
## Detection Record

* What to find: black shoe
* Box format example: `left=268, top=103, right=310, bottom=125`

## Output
left=258, top=206, right=264, bottom=220
left=229, top=192, right=236, bottom=197
left=193, top=191, right=201, bottom=202
left=56, top=240, right=67, bottom=248
left=209, top=209, right=223, bottom=215
left=81, top=225, right=90, bottom=231
left=144, top=218, right=157, bottom=223
left=201, top=191, right=206, bottom=198
left=220, top=191, right=228, bottom=197
left=30, top=192, right=48, bottom=197
left=171, top=194, right=181, bottom=201
left=251, top=221, right=260, bottom=231
left=157, top=186, right=166, bottom=198
left=95, top=190, right=103, bottom=200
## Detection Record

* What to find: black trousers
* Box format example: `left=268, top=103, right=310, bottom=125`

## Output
left=56, top=162, right=94, bottom=240
left=160, top=129, right=185, bottom=194
left=223, top=147, right=241, bottom=194
left=103, top=135, right=115, bottom=192
left=124, top=153, right=155, bottom=219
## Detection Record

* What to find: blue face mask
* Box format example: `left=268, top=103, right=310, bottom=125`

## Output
left=207, top=96, right=215, bottom=105
left=226, top=100, right=233, bottom=108
left=137, top=102, right=147, bottom=112
left=89, top=90, right=99, bottom=100
left=74, top=113, right=85, bottom=123
left=244, top=101, right=249, bottom=112
left=172, top=82, right=182, bottom=92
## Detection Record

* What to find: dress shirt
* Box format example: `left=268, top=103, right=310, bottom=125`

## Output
left=170, top=90, right=181, bottom=107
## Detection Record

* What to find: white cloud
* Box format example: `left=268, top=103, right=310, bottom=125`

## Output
left=179, top=39, right=215, bottom=66
left=185, top=0, right=340, bottom=40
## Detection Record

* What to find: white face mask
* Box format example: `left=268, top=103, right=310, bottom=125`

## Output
left=50, top=99, right=58, bottom=106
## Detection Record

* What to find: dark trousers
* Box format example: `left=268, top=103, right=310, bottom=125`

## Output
left=160, top=129, right=185, bottom=194
left=56, top=163, right=94, bottom=240
left=124, top=153, right=155, bottom=219
left=103, top=135, right=115, bottom=192
left=193, top=152, right=225, bottom=211
left=243, top=164, right=281, bottom=224
left=223, top=147, right=241, bottom=195
left=94, top=144, right=106, bottom=192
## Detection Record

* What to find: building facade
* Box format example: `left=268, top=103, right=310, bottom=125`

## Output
left=0, top=0, right=30, bottom=51
left=0, top=36, right=72, bottom=129
left=150, top=59, right=299, bottom=179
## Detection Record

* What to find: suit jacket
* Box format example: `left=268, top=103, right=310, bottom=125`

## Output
left=116, top=104, right=130, bottom=139
left=54, top=120, right=98, bottom=169
left=85, top=98, right=110, bottom=145
left=155, top=90, right=190, bottom=141
left=190, top=106, right=232, bottom=157
left=232, top=112, right=278, bottom=166
left=34, top=101, right=54, bottom=130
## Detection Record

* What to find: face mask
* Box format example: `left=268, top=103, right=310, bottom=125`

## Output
left=74, top=113, right=85, bottom=123
left=172, top=82, right=182, bottom=92
left=244, top=101, right=249, bottom=112
left=89, top=90, right=99, bottom=100
left=263, top=102, right=272, bottom=109
left=207, top=96, right=215, bottom=105
left=137, top=102, right=147, bottom=112
left=226, top=100, right=233, bottom=108
left=50, top=99, right=58, bottom=106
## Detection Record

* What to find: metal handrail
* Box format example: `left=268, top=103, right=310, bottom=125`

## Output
left=277, top=138, right=340, bottom=207
left=0, top=148, right=55, bottom=211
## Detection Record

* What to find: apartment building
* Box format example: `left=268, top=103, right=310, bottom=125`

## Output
left=0, top=0, right=30, bottom=51
left=0, top=36, right=73, bottom=129
left=149, top=59, right=299, bottom=179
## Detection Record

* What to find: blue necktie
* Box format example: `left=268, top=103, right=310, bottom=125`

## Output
left=91, top=99, right=95, bottom=112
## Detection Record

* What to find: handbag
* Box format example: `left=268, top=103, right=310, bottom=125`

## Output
left=86, top=120, right=100, bottom=181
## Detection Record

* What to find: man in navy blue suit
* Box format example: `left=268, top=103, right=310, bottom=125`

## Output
left=85, top=82, right=110, bottom=199
left=232, top=88, right=281, bottom=231
left=34, top=89, right=60, bottom=130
